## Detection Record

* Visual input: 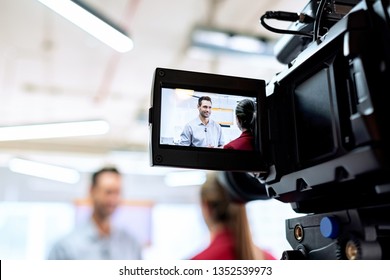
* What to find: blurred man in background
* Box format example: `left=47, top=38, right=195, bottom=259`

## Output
left=48, top=166, right=141, bottom=260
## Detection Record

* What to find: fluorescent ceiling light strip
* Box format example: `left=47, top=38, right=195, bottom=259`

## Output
left=192, top=27, right=269, bottom=55
left=9, top=158, right=80, bottom=184
left=193, top=29, right=228, bottom=48
left=37, top=0, right=133, bottom=52
left=228, top=36, right=267, bottom=53
left=0, top=120, right=110, bottom=141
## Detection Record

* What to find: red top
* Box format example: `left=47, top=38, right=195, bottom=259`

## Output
left=223, top=131, right=254, bottom=151
left=191, top=228, right=277, bottom=260
left=191, top=229, right=236, bottom=260
left=263, top=250, right=277, bottom=260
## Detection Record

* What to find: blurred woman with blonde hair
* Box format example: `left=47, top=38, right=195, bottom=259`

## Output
left=191, top=172, right=275, bottom=260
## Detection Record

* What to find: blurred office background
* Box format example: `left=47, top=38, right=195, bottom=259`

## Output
left=0, top=0, right=307, bottom=259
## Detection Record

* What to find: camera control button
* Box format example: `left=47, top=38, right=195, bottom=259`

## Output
left=320, top=216, right=339, bottom=239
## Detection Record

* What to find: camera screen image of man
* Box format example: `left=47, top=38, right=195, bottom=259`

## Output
left=179, top=96, right=224, bottom=147
left=48, top=167, right=142, bottom=260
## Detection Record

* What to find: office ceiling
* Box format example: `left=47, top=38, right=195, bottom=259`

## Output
left=0, top=0, right=311, bottom=204
left=0, top=0, right=309, bottom=155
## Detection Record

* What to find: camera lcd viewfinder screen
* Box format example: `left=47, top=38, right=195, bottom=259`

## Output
left=160, top=88, right=257, bottom=150
left=150, top=68, right=267, bottom=172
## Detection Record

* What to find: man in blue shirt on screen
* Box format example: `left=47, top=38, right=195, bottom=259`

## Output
left=48, top=167, right=141, bottom=260
left=179, top=96, right=225, bottom=148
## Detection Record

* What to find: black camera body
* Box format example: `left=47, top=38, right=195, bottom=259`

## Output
left=149, top=0, right=390, bottom=259
left=263, top=0, right=390, bottom=259
left=264, top=0, right=390, bottom=213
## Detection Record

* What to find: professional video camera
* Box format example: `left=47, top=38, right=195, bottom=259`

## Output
left=149, top=0, right=390, bottom=259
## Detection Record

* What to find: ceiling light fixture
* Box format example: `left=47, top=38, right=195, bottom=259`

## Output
left=37, top=0, right=134, bottom=53
left=0, top=120, right=110, bottom=141
left=9, top=158, right=81, bottom=184
left=191, top=27, right=271, bottom=56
